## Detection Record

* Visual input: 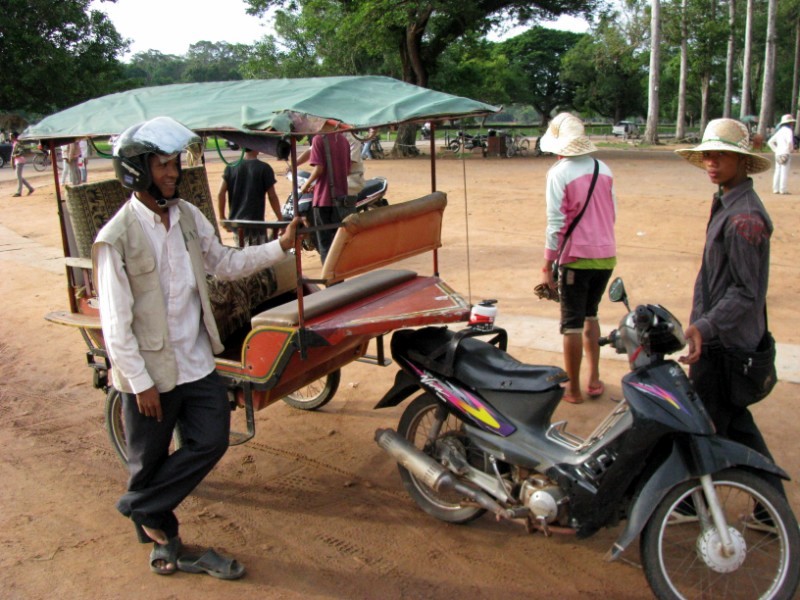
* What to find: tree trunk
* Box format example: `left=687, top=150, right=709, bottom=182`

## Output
left=793, top=19, right=800, bottom=136
left=740, top=0, right=754, bottom=118
left=700, top=74, right=710, bottom=135
left=757, top=0, right=778, bottom=139
left=392, top=6, right=431, bottom=157
left=723, top=0, right=736, bottom=117
left=676, top=0, right=688, bottom=140
left=644, top=0, right=661, bottom=144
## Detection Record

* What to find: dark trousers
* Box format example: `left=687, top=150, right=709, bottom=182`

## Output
left=312, top=206, right=338, bottom=265
left=117, top=371, right=230, bottom=543
left=690, top=348, right=785, bottom=496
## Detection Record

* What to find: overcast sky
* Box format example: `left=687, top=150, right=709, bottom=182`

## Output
left=91, top=0, right=588, bottom=60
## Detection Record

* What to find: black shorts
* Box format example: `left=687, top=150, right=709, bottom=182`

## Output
left=559, top=268, right=613, bottom=333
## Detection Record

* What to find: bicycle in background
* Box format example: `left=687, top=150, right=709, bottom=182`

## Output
left=506, top=133, right=530, bottom=157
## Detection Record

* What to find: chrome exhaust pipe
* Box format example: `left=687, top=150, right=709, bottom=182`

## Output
left=374, top=428, right=514, bottom=520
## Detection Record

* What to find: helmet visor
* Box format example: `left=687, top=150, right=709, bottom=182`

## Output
left=113, top=116, right=202, bottom=162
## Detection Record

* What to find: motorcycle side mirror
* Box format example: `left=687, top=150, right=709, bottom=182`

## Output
left=608, top=277, right=630, bottom=310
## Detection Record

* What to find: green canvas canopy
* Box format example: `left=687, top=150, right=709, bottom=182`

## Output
left=22, top=76, right=500, bottom=143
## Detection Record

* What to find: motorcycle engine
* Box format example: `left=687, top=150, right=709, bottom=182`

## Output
left=520, top=475, right=566, bottom=523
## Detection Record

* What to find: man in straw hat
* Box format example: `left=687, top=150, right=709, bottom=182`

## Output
left=767, top=113, right=796, bottom=194
left=676, top=118, right=784, bottom=497
left=538, top=112, right=617, bottom=404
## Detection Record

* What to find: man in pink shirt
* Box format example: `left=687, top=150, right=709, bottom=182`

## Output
left=298, top=129, right=351, bottom=263
left=538, top=113, right=617, bottom=404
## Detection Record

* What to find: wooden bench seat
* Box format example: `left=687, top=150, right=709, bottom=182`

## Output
left=250, top=191, right=449, bottom=330
left=251, top=269, right=417, bottom=328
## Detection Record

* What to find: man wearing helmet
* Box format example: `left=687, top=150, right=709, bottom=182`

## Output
left=93, top=116, right=299, bottom=578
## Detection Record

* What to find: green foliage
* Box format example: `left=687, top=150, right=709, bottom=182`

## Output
left=0, top=0, right=128, bottom=118
left=561, top=16, right=646, bottom=121
left=495, top=27, right=584, bottom=123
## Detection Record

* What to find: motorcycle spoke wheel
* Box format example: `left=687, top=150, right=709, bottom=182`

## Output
left=396, top=393, right=486, bottom=524
left=641, top=468, right=800, bottom=600
left=282, top=370, right=340, bottom=411
left=519, top=139, right=530, bottom=156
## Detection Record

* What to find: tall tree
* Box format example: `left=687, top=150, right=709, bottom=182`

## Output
left=244, top=0, right=597, bottom=154
left=740, top=0, right=754, bottom=117
left=757, top=0, right=778, bottom=137
left=675, top=0, right=689, bottom=138
left=0, top=0, right=128, bottom=116
left=644, top=0, right=662, bottom=143
left=723, top=0, right=736, bottom=117
left=495, top=27, right=584, bottom=123
left=561, top=16, right=646, bottom=121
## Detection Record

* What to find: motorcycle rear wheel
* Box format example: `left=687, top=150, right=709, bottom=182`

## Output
left=641, top=468, right=800, bottom=600
left=396, top=393, right=486, bottom=524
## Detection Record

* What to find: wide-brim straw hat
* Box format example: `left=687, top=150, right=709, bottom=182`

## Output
left=778, top=113, right=796, bottom=126
left=675, top=118, right=771, bottom=174
left=539, top=112, right=597, bottom=157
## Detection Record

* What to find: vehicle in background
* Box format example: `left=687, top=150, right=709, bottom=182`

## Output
left=0, top=143, right=11, bottom=168
left=612, top=121, right=640, bottom=138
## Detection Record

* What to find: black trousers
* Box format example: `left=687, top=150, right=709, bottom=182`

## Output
left=312, top=206, right=338, bottom=265
left=117, top=371, right=230, bottom=543
left=690, top=347, right=785, bottom=496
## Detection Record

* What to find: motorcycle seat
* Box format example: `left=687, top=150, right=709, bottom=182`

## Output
left=394, top=327, right=567, bottom=393
left=359, top=178, right=385, bottom=199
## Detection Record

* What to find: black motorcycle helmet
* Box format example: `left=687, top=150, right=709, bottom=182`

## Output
left=112, top=116, right=202, bottom=206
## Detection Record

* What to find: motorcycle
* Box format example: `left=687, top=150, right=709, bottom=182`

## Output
left=374, top=279, right=799, bottom=599
left=282, top=169, right=390, bottom=251
left=447, top=130, right=488, bottom=154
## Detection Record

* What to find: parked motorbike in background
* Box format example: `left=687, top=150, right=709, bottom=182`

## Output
left=374, top=278, right=799, bottom=600
left=282, top=170, right=389, bottom=251
left=447, top=130, right=487, bottom=154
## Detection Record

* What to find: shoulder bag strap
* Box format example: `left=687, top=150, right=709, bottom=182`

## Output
left=322, top=135, right=337, bottom=199
left=555, top=158, right=599, bottom=268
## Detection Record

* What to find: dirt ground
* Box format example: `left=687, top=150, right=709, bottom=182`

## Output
left=0, top=145, right=798, bottom=600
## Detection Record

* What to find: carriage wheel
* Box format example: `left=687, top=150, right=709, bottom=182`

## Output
left=282, top=370, right=341, bottom=411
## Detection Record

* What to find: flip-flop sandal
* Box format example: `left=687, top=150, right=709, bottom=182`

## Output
left=586, top=382, right=605, bottom=398
left=150, top=536, right=181, bottom=575
left=177, top=549, right=246, bottom=580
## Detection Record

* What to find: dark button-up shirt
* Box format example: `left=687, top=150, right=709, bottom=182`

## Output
left=690, top=178, right=771, bottom=350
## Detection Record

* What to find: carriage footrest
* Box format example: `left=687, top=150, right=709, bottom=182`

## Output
left=229, top=430, right=254, bottom=446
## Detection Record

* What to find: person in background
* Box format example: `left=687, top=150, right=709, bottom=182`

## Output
left=79, top=138, right=89, bottom=183
left=361, top=127, right=379, bottom=159
left=297, top=128, right=351, bottom=263
left=344, top=131, right=365, bottom=196
left=676, top=118, right=784, bottom=498
left=767, top=113, right=796, bottom=195
left=60, top=140, right=81, bottom=187
left=94, top=116, right=299, bottom=579
left=538, top=113, right=617, bottom=405
left=10, top=132, right=34, bottom=197
left=217, top=148, right=281, bottom=246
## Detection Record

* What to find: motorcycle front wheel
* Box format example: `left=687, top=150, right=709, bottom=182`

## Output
left=396, top=393, right=486, bottom=524
left=641, top=468, right=800, bottom=600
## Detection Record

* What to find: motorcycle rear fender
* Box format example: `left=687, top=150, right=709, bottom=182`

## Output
left=374, top=369, right=420, bottom=409
left=606, top=436, right=789, bottom=561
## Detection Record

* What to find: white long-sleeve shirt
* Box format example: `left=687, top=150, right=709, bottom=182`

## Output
left=96, top=196, right=287, bottom=393
left=767, top=126, right=794, bottom=156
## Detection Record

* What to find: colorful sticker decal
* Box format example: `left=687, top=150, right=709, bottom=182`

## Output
left=629, top=382, right=687, bottom=413
left=407, top=361, right=516, bottom=436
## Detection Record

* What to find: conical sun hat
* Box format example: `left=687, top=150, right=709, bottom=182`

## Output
left=675, top=118, right=771, bottom=174
left=539, top=113, right=597, bottom=157
left=778, top=113, right=796, bottom=126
